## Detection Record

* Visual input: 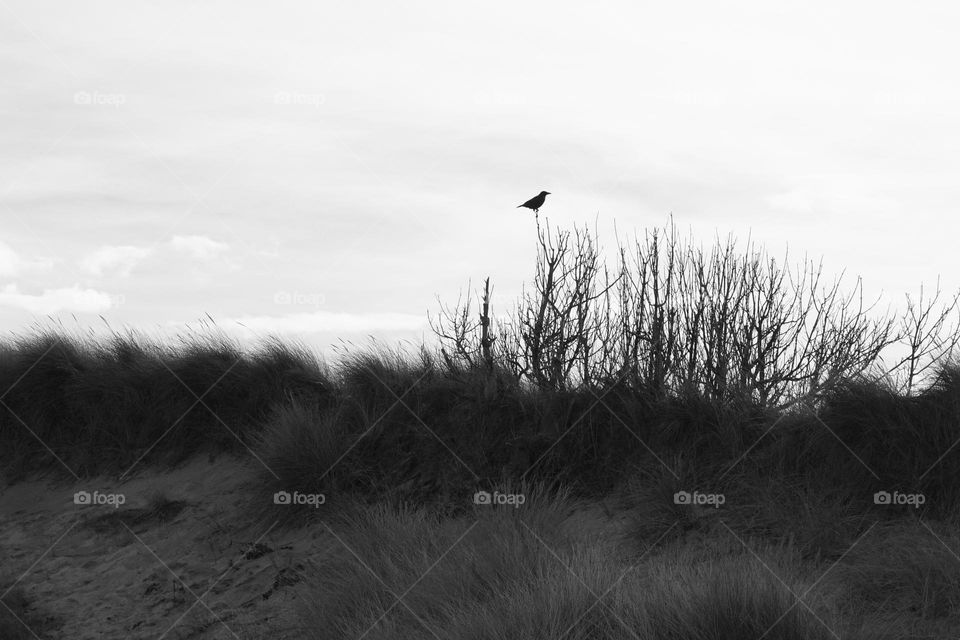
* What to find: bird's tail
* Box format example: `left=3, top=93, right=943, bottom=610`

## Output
left=516, top=205, right=523, bottom=208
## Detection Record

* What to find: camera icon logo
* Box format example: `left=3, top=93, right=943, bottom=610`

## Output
left=673, top=491, right=691, bottom=505
left=73, top=491, right=91, bottom=505
left=473, top=491, right=492, bottom=505
left=873, top=491, right=891, bottom=505
left=273, top=491, right=292, bottom=505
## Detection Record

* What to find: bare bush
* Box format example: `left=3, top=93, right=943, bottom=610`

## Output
left=433, top=217, right=959, bottom=408
left=887, top=278, right=960, bottom=395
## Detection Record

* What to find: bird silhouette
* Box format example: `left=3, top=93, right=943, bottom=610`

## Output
left=517, top=191, right=551, bottom=213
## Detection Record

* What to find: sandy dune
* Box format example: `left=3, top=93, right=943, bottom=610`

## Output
left=1, top=456, right=322, bottom=639
left=1, top=456, right=629, bottom=639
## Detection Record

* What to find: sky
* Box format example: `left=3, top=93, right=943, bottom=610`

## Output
left=2, top=1, right=960, bottom=361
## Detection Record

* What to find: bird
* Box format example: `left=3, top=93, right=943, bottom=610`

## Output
left=517, top=191, right=551, bottom=213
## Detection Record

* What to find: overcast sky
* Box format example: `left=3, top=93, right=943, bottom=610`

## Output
left=3, top=1, right=959, bottom=359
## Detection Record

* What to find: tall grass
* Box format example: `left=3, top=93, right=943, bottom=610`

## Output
left=0, top=326, right=331, bottom=479
left=295, top=493, right=848, bottom=640
left=6, top=323, right=960, bottom=525
left=830, top=520, right=960, bottom=620
left=763, top=368, right=960, bottom=519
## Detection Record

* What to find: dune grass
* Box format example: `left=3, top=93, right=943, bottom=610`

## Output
left=0, top=326, right=331, bottom=479
left=830, top=519, right=960, bottom=620
left=293, top=488, right=851, bottom=640
left=766, top=372, right=960, bottom=520
left=5, top=324, right=960, bottom=524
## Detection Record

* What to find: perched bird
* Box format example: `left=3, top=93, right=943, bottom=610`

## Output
left=517, top=191, right=551, bottom=213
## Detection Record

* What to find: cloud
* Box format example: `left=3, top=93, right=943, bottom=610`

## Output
left=170, top=235, right=229, bottom=260
left=226, top=310, right=427, bottom=335
left=764, top=182, right=893, bottom=216
left=0, top=283, right=116, bottom=314
left=0, top=242, right=55, bottom=277
left=80, top=245, right=153, bottom=276
left=0, top=244, right=19, bottom=277
left=76, top=237, right=232, bottom=278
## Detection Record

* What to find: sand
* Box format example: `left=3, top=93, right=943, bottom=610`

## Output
left=1, top=456, right=630, bottom=640
left=1, top=455, right=321, bottom=639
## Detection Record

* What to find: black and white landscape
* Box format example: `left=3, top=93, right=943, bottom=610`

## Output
left=3, top=3, right=960, bottom=639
